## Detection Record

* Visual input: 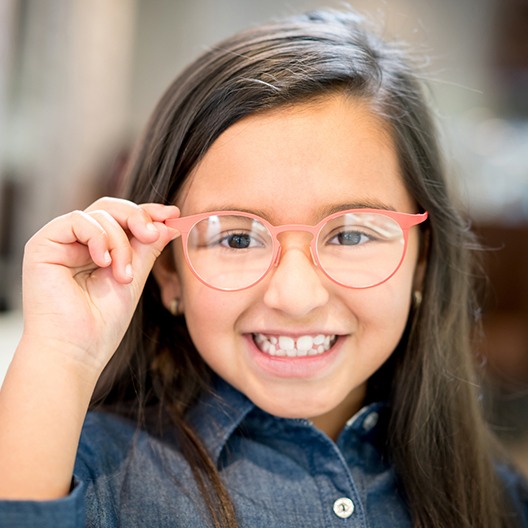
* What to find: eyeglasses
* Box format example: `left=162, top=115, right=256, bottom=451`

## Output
left=165, top=209, right=428, bottom=291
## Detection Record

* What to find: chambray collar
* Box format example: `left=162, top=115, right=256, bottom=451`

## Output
left=186, top=377, right=255, bottom=464
left=185, top=376, right=389, bottom=465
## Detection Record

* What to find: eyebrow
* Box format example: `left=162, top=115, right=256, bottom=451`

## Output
left=317, top=201, right=397, bottom=216
left=194, top=200, right=397, bottom=221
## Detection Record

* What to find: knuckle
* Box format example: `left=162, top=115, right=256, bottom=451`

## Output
left=88, top=209, right=115, bottom=222
left=69, top=209, right=86, bottom=220
left=85, top=196, right=138, bottom=212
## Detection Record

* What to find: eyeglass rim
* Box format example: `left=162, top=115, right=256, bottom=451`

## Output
left=166, top=208, right=429, bottom=291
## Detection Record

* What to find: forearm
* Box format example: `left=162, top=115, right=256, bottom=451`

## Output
left=0, top=337, right=98, bottom=500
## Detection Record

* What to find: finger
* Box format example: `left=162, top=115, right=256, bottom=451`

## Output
left=86, top=210, right=134, bottom=283
left=85, top=197, right=153, bottom=243
left=28, top=210, right=114, bottom=269
left=86, top=205, right=180, bottom=284
left=84, top=196, right=136, bottom=214
left=139, top=203, right=180, bottom=222
left=125, top=205, right=163, bottom=243
left=140, top=203, right=181, bottom=241
left=85, top=197, right=180, bottom=243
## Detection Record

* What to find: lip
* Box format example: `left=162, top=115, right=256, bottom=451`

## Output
left=244, top=333, right=346, bottom=379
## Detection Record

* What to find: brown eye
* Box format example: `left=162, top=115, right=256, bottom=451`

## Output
left=223, top=233, right=253, bottom=249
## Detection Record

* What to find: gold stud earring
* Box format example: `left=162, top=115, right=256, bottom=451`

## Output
left=413, top=290, right=423, bottom=308
left=169, top=298, right=180, bottom=316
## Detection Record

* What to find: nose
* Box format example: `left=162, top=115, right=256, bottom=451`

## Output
left=263, top=242, right=330, bottom=317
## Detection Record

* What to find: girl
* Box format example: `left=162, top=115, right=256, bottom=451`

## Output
left=1, top=9, right=526, bottom=528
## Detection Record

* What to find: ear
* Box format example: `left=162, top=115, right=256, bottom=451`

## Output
left=152, top=246, right=182, bottom=312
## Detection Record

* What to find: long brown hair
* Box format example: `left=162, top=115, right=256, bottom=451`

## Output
left=93, top=10, right=520, bottom=527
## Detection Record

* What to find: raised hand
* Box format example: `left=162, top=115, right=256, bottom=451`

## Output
left=20, top=197, right=181, bottom=374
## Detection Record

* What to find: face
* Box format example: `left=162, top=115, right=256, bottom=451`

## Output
left=155, top=95, right=423, bottom=435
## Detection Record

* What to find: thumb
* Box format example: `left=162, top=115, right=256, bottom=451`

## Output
left=128, top=222, right=179, bottom=284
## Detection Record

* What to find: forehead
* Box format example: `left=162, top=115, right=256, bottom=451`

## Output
left=178, top=95, right=415, bottom=221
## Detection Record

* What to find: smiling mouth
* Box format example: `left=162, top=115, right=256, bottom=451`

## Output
left=253, top=333, right=337, bottom=357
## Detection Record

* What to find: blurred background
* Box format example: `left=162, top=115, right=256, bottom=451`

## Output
left=0, top=0, right=527, bottom=469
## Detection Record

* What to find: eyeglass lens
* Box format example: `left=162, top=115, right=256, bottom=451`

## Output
left=185, top=212, right=406, bottom=290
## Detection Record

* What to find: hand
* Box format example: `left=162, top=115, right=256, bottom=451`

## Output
left=19, top=197, right=180, bottom=376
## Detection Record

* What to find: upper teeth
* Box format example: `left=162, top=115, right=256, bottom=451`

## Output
left=253, top=333, right=336, bottom=357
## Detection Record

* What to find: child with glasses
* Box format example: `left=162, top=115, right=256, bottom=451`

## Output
left=1, top=9, right=526, bottom=528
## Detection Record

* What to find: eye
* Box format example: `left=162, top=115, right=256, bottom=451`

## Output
left=219, top=231, right=260, bottom=249
left=328, top=230, right=372, bottom=246
left=189, top=215, right=272, bottom=252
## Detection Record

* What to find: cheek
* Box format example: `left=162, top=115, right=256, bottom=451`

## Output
left=181, top=288, right=229, bottom=368
left=346, top=247, right=417, bottom=343
left=351, top=286, right=412, bottom=333
left=173, top=248, right=236, bottom=365
left=178, top=269, right=249, bottom=357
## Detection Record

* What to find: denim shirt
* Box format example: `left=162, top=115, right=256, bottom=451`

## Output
left=2, top=379, right=527, bottom=527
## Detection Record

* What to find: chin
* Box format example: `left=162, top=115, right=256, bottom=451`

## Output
left=247, top=389, right=339, bottom=420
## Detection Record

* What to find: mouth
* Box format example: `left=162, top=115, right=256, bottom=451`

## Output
left=252, top=333, right=337, bottom=358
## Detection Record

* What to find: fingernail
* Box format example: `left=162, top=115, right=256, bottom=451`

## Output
left=146, top=222, right=158, bottom=233
left=125, top=264, right=134, bottom=278
left=103, top=251, right=112, bottom=264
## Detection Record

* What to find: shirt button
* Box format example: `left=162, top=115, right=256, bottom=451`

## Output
left=333, top=497, right=354, bottom=519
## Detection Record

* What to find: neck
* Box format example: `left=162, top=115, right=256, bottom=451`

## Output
left=310, top=385, right=366, bottom=441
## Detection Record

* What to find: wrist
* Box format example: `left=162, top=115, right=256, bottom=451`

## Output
left=13, top=334, right=104, bottom=391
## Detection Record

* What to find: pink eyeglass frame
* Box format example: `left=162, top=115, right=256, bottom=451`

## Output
left=165, top=208, right=429, bottom=291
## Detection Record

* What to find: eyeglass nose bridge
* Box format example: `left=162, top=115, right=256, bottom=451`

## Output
left=269, top=224, right=320, bottom=269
